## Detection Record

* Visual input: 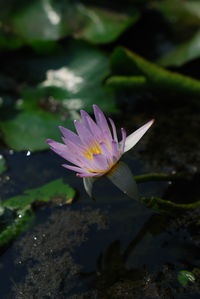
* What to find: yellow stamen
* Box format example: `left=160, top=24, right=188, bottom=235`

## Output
left=83, top=141, right=116, bottom=174
left=83, top=143, right=102, bottom=160
left=87, top=169, right=106, bottom=174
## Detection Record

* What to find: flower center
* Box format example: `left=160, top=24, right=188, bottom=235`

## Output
left=83, top=143, right=102, bottom=160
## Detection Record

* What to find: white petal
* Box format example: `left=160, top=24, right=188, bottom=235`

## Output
left=107, top=162, right=139, bottom=200
left=83, top=177, right=97, bottom=198
left=122, top=119, right=154, bottom=153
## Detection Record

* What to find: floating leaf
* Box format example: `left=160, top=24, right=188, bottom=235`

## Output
left=12, top=0, right=64, bottom=41
left=0, top=110, right=72, bottom=151
left=3, top=178, right=75, bottom=209
left=0, top=179, right=75, bottom=246
left=0, top=42, right=116, bottom=151
left=1, top=0, right=138, bottom=51
left=178, top=270, right=195, bottom=286
left=74, top=5, right=139, bottom=44
left=158, top=30, right=200, bottom=67
left=108, top=47, right=200, bottom=97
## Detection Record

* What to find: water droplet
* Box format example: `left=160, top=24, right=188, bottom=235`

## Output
left=9, top=149, right=14, bottom=155
left=26, top=151, right=31, bottom=156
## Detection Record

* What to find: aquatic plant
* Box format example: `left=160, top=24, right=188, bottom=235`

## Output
left=47, top=105, right=154, bottom=198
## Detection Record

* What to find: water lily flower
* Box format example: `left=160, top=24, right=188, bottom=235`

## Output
left=47, top=105, right=154, bottom=199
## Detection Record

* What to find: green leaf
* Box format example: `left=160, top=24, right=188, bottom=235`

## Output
left=0, top=30, right=23, bottom=50
left=0, top=41, right=117, bottom=151
left=3, top=178, right=75, bottom=209
left=108, top=47, right=200, bottom=96
left=0, top=110, right=72, bottom=151
left=74, top=5, right=139, bottom=44
left=0, top=155, right=7, bottom=174
left=107, top=76, right=146, bottom=88
left=178, top=270, right=195, bottom=286
left=0, top=179, right=75, bottom=246
left=12, top=0, right=64, bottom=41
left=154, top=0, right=200, bottom=27
left=2, top=0, right=138, bottom=51
left=0, top=206, right=33, bottom=247
left=158, top=30, right=200, bottom=67
left=28, top=40, right=61, bottom=54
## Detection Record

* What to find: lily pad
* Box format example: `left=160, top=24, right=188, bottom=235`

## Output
left=158, top=30, right=200, bottom=67
left=1, top=110, right=72, bottom=151
left=3, top=178, right=75, bottom=209
left=12, top=0, right=64, bottom=41
left=73, top=5, right=139, bottom=44
left=107, top=47, right=200, bottom=97
left=0, top=178, right=75, bottom=246
left=2, top=0, right=138, bottom=51
left=0, top=41, right=116, bottom=151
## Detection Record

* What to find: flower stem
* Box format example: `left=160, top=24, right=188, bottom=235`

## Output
left=134, top=172, right=185, bottom=183
left=141, top=196, right=200, bottom=212
left=134, top=172, right=199, bottom=212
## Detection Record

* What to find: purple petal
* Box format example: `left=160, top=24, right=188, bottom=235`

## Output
left=76, top=154, right=108, bottom=173
left=47, top=139, right=85, bottom=167
left=120, top=128, right=126, bottom=154
left=74, top=119, right=94, bottom=146
left=99, top=142, right=113, bottom=165
left=62, top=137, right=86, bottom=153
left=92, top=153, right=109, bottom=171
left=123, top=119, right=154, bottom=153
left=59, top=126, right=83, bottom=147
left=108, top=118, right=118, bottom=143
left=93, top=105, right=112, bottom=142
left=77, top=172, right=101, bottom=178
left=62, top=164, right=88, bottom=173
left=111, top=141, right=120, bottom=162
left=47, top=139, right=68, bottom=154
left=80, top=110, right=91, bottom=130
left=80, top=109, right=103, bottom=140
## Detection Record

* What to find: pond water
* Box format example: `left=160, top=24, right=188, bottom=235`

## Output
left=1, top=110, right=200, bottom=299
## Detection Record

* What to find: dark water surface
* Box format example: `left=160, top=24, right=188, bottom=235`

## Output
left=1, top=143, right=200, bottom=298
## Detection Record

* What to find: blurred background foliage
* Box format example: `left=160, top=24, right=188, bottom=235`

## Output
left=0, top=0, right=200, bottom=151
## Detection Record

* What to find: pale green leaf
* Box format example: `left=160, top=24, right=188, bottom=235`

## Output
left=158, top=30, right=200, bottom=67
